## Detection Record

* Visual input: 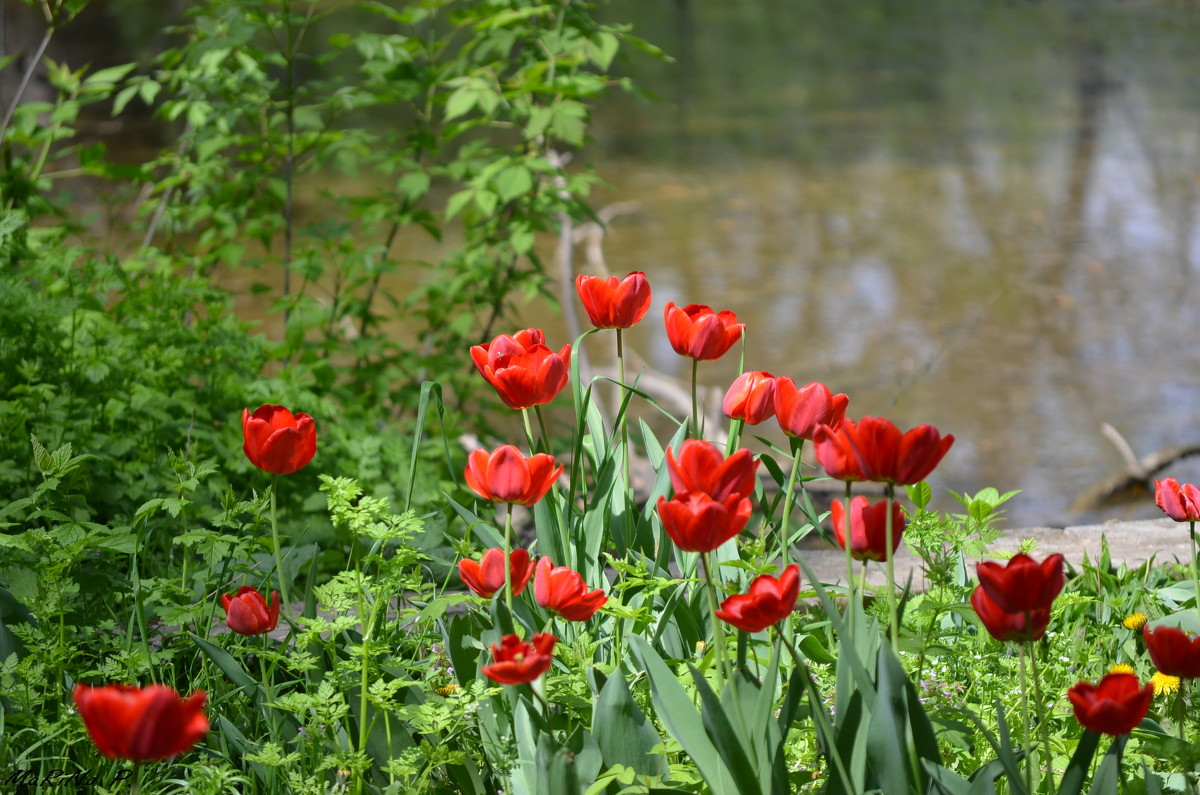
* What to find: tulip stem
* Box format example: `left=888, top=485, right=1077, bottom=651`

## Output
left=885, top=484, right=899, bottom=652
left=690, top=359, right=699, bottom=439
left=1028, top=637, right=1054, bottom=794
left=521, top=408, right=537, bottom=454
left=270, top=476, right=292, bottom=618
left=844, top=482, right=855, bottom=606
left=129, top=520, right=158, bottom=683
left=779, top=439, right=803, bottom=567
left=700, top=552, right=731, bottom=687
left=354, top=578, right=387, bottom=795
left=1173, top=681, right=1187, bottom=743
left=534, top=404, right=552, bottom=455
left=616, top=327, right=635, bottom=630
left=259, top=634, right=280, bottom=757
left=1190, top=520, right=1200, bottom=625
left=1018, top=642, right=1034, bottom=795
left=504, top=503, right=515, bottom=616
left=616, top=328, right=632, bottom=498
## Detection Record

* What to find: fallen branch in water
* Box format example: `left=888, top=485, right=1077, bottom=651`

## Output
left=1071, top=423, right=1200, bottom=511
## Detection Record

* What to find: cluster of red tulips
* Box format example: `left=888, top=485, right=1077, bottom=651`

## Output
left=462, top=271, right=964, bottom=685
left=67, top=269, right=1200, bottom=781
left=463, top=269, right=1200, bottom=755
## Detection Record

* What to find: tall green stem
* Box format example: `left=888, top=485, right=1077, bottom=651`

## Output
left=1018, top=642, right=1034, bottom=795
left=884, top=483, right=898, bottom=651
left=129, top=521, right=157, bottom=683
left=534, top=404, right=552, bottom=454
left=355, top=578, right=383, bottom=795
left=843, top=481, right=855, bottom=605
left=1028, top=638, right=1054, bottom=794
left=615, top=329, right=631, bottom=668
left=504, top=503, right=515, bottom=616
left=270, top=476, right=292, bottom=617
left=700, top=552, right=730, bottom=687
left=617, top=328, right=631, bottom=496
left=180, top=533, right=189, bottom=597
left=779, top=440, right=803, bottom=566
left=259, top=634, right=279, bottom=779
left=1190, top=520, right=1200, bottom=625
left=1173, top=680, right=1187, bottom=743
left=690, top=359, right=699, bottom=439
left=521, top=408, right=537, bottom=453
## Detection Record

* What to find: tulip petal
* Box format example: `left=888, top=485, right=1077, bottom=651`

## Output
left=485, top=446, right=532, bottom=503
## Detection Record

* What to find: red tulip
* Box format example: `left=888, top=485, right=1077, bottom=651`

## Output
left=657, top=491, right=752, bottom=553
left=1143, top=625, right=1200, bottom=679
left=715, top=564, right=800, bottom=633
left=812, top=416, right=954, bottom=485
left=464, top=445, right=562, bottom=506
left=458, top=548, right=535, bottom=599
left=663, top=302, right=744, bottom=361
left=773, top=378, right=848, bottom=441
left=723, top=370, right=777, bottom=425
left=242, top=405, right=317, bottom=475
left=481, top=633, right=557, bottom=685
left=73, top=684, right=208, bottom=761
left=1067, top=673, right=1153, bottom=736
left=976, top=553, right=1065, bottom=615
left=969, top=585, right=1051, bottom=643
left=829, top=496, right=906, bottom=562
left=220, top=586, right=280, bottom=636
left=533, top=557, right=607, bottom=621
left=1155, top=478, right=1200, bottom=522
left=470, top=329, right=571, bottom=410
left=576, top=271, right=653, bottom=329
left=666, top=439, right=759, bottom=502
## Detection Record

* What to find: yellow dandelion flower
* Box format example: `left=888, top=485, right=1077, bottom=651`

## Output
left=1108, top=663, right=1135, bottom=676
left=1123, top=613, right=1148, bottom=631
left=435, top=683, right=460, bottom=697
left=1150, top=671, right=1180, bottom=696
left=695, top=640, right=707, bottom=656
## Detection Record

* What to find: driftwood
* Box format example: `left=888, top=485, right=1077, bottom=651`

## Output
left=1071, top=423, right=1200, bottom=511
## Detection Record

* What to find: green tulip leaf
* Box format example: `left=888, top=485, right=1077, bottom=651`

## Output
left=592, top=662, right=665, bottom=777
left=1087, top=735, right=1126, bottom=795
left=1057, top=729, right=1100, bottom=795
left=189, top=632, right=260, bottom=693
left=628, top=636, right=739, bottom=795
left=687, top=664, right=760, bottom=795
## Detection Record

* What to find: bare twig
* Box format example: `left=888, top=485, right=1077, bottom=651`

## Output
left=1100, top=423, right=1145, bottom=479
left=0, top=28, right=52, bottom=145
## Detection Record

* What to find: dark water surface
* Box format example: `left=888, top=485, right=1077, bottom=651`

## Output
left=566, top=0, right=1200, bottom=527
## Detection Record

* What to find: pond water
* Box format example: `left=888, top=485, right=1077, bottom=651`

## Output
left=67, top=0, right=1200, bottom=529
left=565, top=0, right=1200, bottom=528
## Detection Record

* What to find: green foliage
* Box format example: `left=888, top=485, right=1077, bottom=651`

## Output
left=3, top=1, right=1199, bottom=793
left=904, top=485, right=1019, bottom=591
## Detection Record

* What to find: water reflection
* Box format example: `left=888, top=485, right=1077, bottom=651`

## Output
left=49, top=0, right=1200, bottom=528
left=574, top=0, right=1200, bottom=526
